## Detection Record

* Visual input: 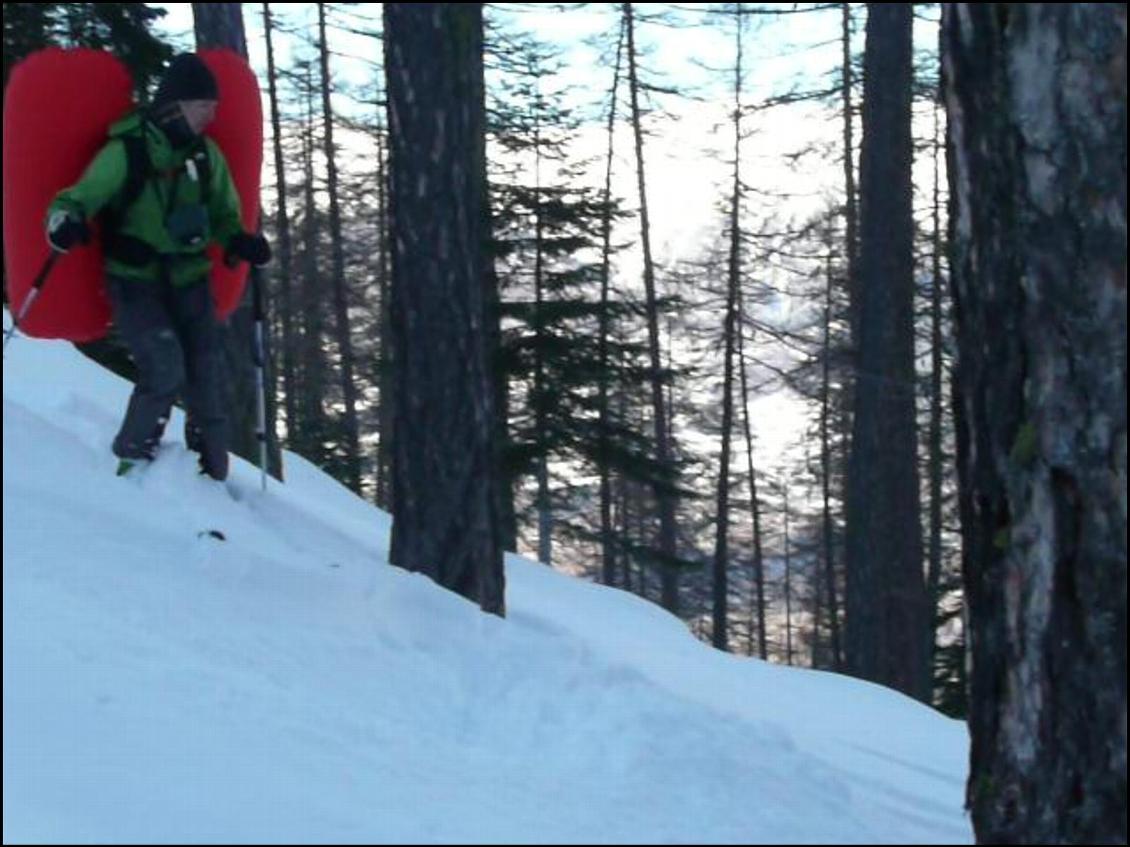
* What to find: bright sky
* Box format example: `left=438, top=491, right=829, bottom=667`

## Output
left=3, top=305, right=973, bottom=843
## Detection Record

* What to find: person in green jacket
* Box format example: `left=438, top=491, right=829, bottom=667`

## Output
left=45, top=53, right=270, bottom=480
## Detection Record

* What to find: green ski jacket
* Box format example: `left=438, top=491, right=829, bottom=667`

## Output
left=49, top=111, right=243, bottom=287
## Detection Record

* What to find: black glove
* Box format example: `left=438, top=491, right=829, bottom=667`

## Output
left=46, top=210, right=91, bottom=253
left=226, top=231, right=271, bottom=267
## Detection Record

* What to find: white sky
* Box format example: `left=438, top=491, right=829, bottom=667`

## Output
left=3, top=307, right=973, bottom=843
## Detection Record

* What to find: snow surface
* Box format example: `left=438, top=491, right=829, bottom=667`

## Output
left=3, top=310, right=974, bottom=844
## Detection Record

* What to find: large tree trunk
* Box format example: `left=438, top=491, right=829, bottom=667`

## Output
left=624, top=2, right=679, bottom=614
left=844, top=3, right=930, bottom=702
left=384, top=3, right=504, bottom=616
left=192, top=2, right=282, bottom=481
left=317, top=2, right=363, bottom=493
left=943, top=5, right=1126, bottom=843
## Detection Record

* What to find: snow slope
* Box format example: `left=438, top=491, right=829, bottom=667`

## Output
left=3, top=312, right=973, bottom=844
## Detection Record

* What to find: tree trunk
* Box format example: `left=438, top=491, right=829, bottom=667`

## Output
left=598, top=16, right=625, bottom=588
left=926, top=96, right=945, bottom=686
left=192, top=2, right=282, bottom=481
left=737, top=293, right=767, bottom=660
left=384, top=2, right=504, bottom=616
left=262, top=3, right=296, bottom=450
left=844, top=2, right=930, bottom=702
left=317, top=3, right=363, bottom=493
left=821, top=250, right=843, bottom=670
left=711, top=10, right=745, bottom=652
left=375, top=101, right=394, bottom=510
left=841, top=1, right=859, bottom=343
left=532, top=107, right=552, bottom=567
left=193, top=3, right=246, bottom=56
left=297, top=66, right=328, bottom=465
left=624, top=2, right=679, bottom=614
left=783, top=481, right=793, bottom=666
left=943, top=4, right=1126, bottom=842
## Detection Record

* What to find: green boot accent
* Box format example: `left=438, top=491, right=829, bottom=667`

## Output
left=116, top=458, right=142, bottom=476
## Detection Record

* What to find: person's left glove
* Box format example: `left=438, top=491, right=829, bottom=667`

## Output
left=226, top=231, right=272, bottom=267
left=46, top=209, right=91, bottom=253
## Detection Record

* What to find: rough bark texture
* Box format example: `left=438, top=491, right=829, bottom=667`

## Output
left=844, top=3, right=930, bottom=702
left=943, top=4, right=1126, bottom=843
left=384, top=3, right=504, bottom=616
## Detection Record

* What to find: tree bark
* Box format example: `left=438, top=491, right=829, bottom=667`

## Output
left=597, top=16, right=625, bottom=588
left=926, top=96, right=945, bottom=686
left=375, top=96, right=393, bottom=509
left=384, top=3, right=504, bottom=616
left=711, top=9, right=745, bottom=652
left=262, top=3, right=296, bottom=450
left=297, top=67, right=328, bottom=465
left=841, top=1, right=859, bottom=343
left=737, top=293, right=767, bottom=660
left=624, top=2, right=679, bottom=614
left=821, top=250, right=843, bottom=670
left=943, top=4, right=1126, bottom=842
left=844, top=2, right=930, bottom=702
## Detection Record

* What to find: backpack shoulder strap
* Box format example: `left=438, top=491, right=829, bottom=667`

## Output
left=100, top=125, right=158, bottom=266
left=118, top=131, right=150, bottom=214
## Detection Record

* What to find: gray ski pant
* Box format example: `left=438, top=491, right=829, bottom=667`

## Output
left=107, top=273, right=228, bottom=479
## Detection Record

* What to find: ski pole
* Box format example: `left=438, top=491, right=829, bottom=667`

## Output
left=251, top=262, right=269, bottom=493
left=4, top=250, right=61, bottom=353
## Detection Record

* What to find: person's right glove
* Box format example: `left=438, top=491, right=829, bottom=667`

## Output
left=225, top=231, right=272, bottom=267
left=46, top=209, right=91, bottom=253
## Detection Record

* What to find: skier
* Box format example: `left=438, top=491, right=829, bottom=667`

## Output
left=44, top=53, right=271, bottom=480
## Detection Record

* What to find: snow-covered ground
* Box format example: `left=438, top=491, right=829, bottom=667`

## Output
left=3, top=310, right=973, bottom=844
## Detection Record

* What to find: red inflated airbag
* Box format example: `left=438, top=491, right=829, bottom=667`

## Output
left=3, top=48, right=263, bottom=340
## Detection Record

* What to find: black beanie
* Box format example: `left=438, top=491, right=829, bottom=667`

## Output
left=155, top=54, right=218, bottom=104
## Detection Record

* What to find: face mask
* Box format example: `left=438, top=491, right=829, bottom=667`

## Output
left=152, top=102, right=198, bottom=147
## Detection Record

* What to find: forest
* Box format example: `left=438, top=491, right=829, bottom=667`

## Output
left=2, top=4, right=1125, bottom=844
